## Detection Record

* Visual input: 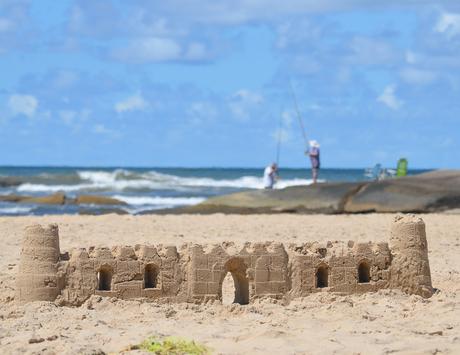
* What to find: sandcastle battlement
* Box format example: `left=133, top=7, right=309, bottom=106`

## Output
left=15, top=214, right=434, bottom=306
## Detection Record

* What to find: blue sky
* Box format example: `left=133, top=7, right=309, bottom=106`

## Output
left=1, top=0, right=460, bottom=169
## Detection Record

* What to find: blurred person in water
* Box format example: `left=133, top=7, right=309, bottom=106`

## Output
left=307, top=140, right=320, bottom=184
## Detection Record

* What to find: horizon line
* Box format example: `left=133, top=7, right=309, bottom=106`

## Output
left=0, top=164, right=439, bottom=170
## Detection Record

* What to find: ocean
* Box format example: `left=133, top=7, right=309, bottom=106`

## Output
left=0, top=167, right=430, bottom=216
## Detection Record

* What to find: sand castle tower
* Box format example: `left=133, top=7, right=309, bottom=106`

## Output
left=389, top=214, right=433, bottom=298
left=16, top=224, right=61, bottom=303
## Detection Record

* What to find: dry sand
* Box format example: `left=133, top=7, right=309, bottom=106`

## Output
left=0, top=213, right=459, bottom=354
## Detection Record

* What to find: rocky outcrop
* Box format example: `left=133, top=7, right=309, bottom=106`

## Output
left=0, top=193, right=126, bottom=206
left=21, top=193, right=66, bottom=205
left=0, top=194, right=30, bottom=203
left=344, top=170, right=460, bottom=213
left=163, top=170, right=460, bottom=214
left=0, top=176, right=23, bottom=187
left=74, top=195, right=127, bottom=206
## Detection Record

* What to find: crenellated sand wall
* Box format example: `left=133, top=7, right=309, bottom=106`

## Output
left=15, top=214, right=434, bottom=306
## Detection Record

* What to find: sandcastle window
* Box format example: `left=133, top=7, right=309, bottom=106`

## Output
left=358, top=261, right=371, bottom=283
left=97, top=267, right=112, bottom=291
left=144, top=264, right=158, bottom=289
left=316, top=265, right=328, bottom=288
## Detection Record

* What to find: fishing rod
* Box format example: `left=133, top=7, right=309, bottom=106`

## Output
left=275, top=111, right=283, bottom=166
left=288, top=80, right=308, bottom=150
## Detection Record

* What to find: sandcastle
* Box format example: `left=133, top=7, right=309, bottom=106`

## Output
left=15, top=214, right=434, bottom=306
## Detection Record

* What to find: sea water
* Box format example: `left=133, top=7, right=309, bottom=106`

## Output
left=0, top=167, right=430, bottom=215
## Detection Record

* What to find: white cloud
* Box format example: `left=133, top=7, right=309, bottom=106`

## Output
left=111, top=37, right=210, bottom=63
left=8, top=94, right=38, bottom=118
left=115, top=93, right=148, bottom=113
left=111, top=37, right=182, bottom=63
left=435, top=12, right=460, bottom=39
left=232, top=89, right=263, bottom=104
left=377, top=85, right=403, bottom=110
left=0, top=18, right=12, bottom=32
left=281, top=110, right=293, bottom=127
left=187, top=101, right=217, bottom=124
left=405, top=50, right=417, bottom=64
left=59, top=110, right=77, bottom=124
left=400, top=68, right=437, bottom=85
left=92, top=124, right=121, bottom=138
left=53, top=70, right=79, bottom=89
left=147, top=1, right=439, bottom=25
left=271, top=127, right=291, bottom=143
left=59, top=109, right=91, bottom=125
left=228, top=89, right=264, bottom=120
left=347, top=36, right=397, bottom=66
left=185, top=42, right=208, bottom=61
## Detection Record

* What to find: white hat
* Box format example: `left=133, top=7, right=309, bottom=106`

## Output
left=309, top=140, right=320, bottom=148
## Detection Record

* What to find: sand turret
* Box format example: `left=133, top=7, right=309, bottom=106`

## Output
left=16, top=224, right=61, bottom=303
left=389, top=214, right=434, bottom=298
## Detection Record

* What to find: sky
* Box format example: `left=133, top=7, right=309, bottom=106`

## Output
left=0, top=0, right=460, bottom=169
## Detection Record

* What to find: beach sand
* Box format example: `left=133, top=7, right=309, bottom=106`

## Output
left=1, top=213, right=459, bottom=354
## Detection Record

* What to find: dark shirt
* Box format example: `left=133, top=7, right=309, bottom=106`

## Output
left=309, top=147, right=320, bottom=169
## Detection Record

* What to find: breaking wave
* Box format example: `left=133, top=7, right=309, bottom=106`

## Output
left=15, top=169, right=312, bottom=193
left=0, top=206, right=33, bottom=214
left=112, top=195, right=206, bottom=206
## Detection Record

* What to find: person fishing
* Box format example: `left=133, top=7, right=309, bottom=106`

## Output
left=288, top=80, right=321, bottom=185
left=306, top=140, right=320, bottom=183
left=263, top=163, right=278, bottom=189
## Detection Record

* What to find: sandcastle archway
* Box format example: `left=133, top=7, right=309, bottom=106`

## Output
left=220, top=258, right=249, bottom=305
left=97, top=265, right=113, bottom=291
left=316, top=264, right=328, bottom=288
left=358, top=260, right=371, bottom=283
left=144, top=263, right=159, bottom=289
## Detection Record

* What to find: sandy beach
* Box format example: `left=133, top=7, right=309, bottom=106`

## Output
left=0, top=213, right=459, bottom=354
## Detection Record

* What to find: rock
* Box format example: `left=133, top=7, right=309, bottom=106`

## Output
left=28, top=337, right=45, bottom=344
left=0, top=176, right=23, bottom=187
left=159, top=182, right=364, bottom=214
left=75, top=195, right=127, bottom=206
left=0, top=194, right=31, bottom=203
left=78, top=208, right=129, bottom=215
left=344, top=170, right=460, bottom=213
left=158, top=170, right=460, bottom=215
left=21, top=193, right=66, bottom=205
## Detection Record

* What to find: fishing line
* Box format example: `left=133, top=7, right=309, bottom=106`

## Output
left=288, top=79, right=308, bottom=150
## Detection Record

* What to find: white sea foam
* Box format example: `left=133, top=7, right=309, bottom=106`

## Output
left=16, top=169, right=315, bottom=194
left=16, top=183, right=93, bottom=192
left=112, top=195, right=206, bottom=206
left=0, top=206, right=33, bottom=214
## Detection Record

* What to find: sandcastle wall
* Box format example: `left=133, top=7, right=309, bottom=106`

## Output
left=15, top=214, right=434, bottom=306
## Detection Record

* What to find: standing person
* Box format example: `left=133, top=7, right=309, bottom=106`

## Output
left=307, top=140, right=320, bottom=184
left=263, top=163, right=278, bottom=189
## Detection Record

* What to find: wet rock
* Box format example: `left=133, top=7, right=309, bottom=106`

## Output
left=0, top=176, right=23, bottom=187
left=78, top=208, right=129, bottom=215
left=156, top=170, right=460, bottom=214
left=21, top=193, right=66, bottom=205
left=344, top=170, right=460, bottom=213
left=0, top=194, right=31, bottom=203
left=75, top=195, right=127, bottom=206
left=158, top=182, right=364, bottom=214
